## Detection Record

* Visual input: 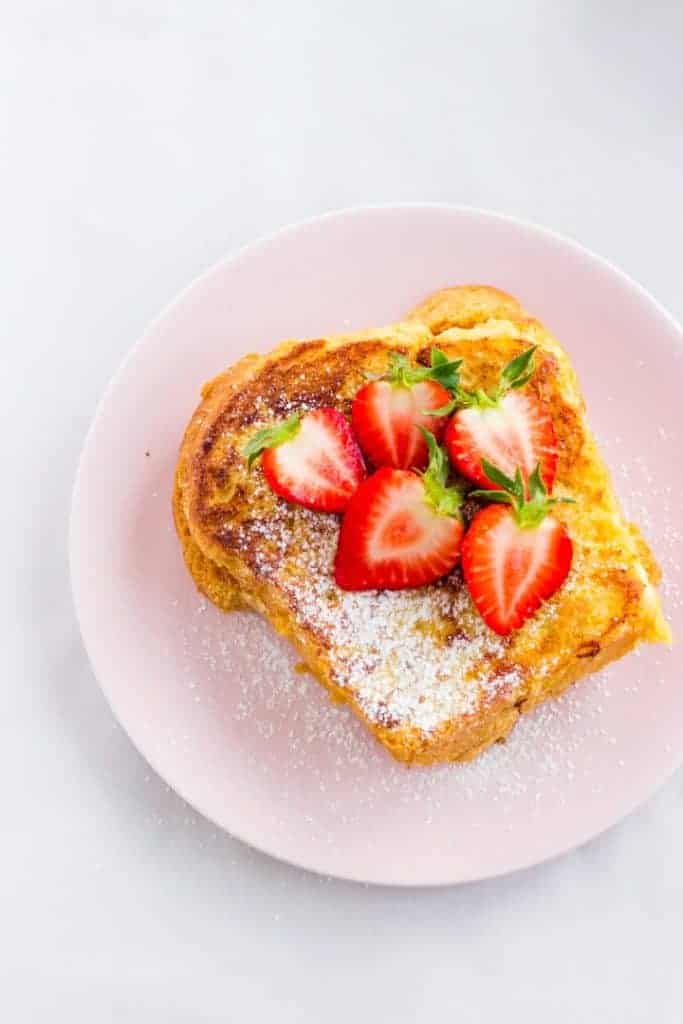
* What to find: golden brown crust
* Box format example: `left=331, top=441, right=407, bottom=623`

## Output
left=173, top=285, right=671, bottom=766
left=405, top=284, right=525, bottom=333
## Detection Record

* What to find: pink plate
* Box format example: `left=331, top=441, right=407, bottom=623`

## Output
left=70, top=206, right=683, bottom=885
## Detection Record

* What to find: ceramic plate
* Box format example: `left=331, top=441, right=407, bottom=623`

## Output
left=70, top=205, right=683, bottom=885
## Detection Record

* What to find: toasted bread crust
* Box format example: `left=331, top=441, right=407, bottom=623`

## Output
left=174, top=285, right=670, bottom=765
left=406, top=284, right=524, bottom=333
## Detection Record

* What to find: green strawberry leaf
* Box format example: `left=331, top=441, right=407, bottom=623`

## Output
left=428, top=345, right=538, bottom=414
left=481, top=459, right=518, bottom=494
left=386, top=352, right=414, bottom=386
left=385, top=349, right=463, bottom=394
left=418, top=428, right=463, bottom=518
left=468, top=489, right=514, bottom=505
left=430, top=348, right=449, bottom=366
left=499, top=346, right=537, bottom=393
left=427, top=348, right=463, bottom=393
left=424, top=398, right=459, bottom=417
left=242, top=411, right=302, bottom=469
left=475, top=458, right=576, bottom=528
left=512, top=467, right=525, bottom=504
left=527, top=463, right=547, bottom=503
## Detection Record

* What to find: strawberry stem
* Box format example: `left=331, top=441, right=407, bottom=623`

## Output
left=387, top=349, right=463, bottom=393
left=418, top=429, right=464, bottom=518
left=243, top=412, right=302, bottom=469
left=424, top=346, right=538, bottom=417
left=469, top=459, right=574, bottom=528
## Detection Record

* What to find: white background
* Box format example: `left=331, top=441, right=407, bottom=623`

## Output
left=2, top=2, right=682, bottom=1020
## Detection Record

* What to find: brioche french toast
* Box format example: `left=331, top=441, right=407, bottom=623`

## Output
left=173, top=285, right=670, bottom=765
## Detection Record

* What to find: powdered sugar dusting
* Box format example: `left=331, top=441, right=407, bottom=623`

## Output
left=227, top=478, right=521, bottom=735
left=210, top=401, right=678, bottom=744
left=610, top=445, right=681, bottom=613
left=177, top=590, right=674, bottom=823
left=173, top=431, right=679, bottom=826
left=173, top=410, right=679, bottom=838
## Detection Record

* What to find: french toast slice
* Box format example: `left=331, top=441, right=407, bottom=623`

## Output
left=173, top=286, right=670, bottom=765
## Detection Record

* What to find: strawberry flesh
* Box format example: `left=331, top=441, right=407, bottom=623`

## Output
left=334, top=467, right=464, bottom=591
left=261, top=409, right=365, bottom=512
left=461, top=503, right=572, bottom=635
left=445, top=389, right=558, bottom=494
left=352, top=379, right=451, bottom=471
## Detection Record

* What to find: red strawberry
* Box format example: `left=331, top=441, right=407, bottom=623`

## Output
left=461, top=461, right=573, bottom=635
left=335, top=430, right=464, bottom=590
left=352, top=349, right=462, bottom=470
left=243, top=408, right=365, bottom=513
left=438, top=347, right=558, bottom=493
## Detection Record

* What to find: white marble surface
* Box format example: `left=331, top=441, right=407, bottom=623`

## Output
left=2, top=2, right=682, bottom=1020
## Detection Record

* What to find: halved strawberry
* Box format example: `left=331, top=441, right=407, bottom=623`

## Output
left=335, top=430, right=464, bottom=590
left=461, top=461, right=573, bottom=635
left=243, top=408, right=365, bottom=512
left=351, top=349, right=462, bottom=470
left=434, top=347, right=558, bottom=493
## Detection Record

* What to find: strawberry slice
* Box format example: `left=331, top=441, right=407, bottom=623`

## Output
left=335, top=430, right=464, bottom=590
left=351, top=349, right=462, bottom=470
left=434, top=347, right=558, bottom=493
left=243, top=408, right=365, bottom=513
left=461, top=460, right=573, bottom=635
